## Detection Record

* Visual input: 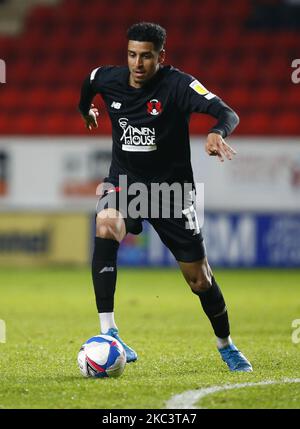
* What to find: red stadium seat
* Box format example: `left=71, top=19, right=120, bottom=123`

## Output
left=15, top=112, right=40, bottom=134
left=255, top=87, right=281, bottom=110
left=190, top=115, right=218, bottom=135
left=273, top=112, right=300, bottom=135
left=242, top=112, right=273, bottom=135
left=39, top=112, right=69, bottom=135
left=51, top=87, right=78, bottom=112
left=284, top=86, right=300, bottom=109
left=25, top=87, right=51, bottom=111
left=226, top=87, right=254, bottom=111
left=0, top=0, right=298, bottom=136
left=0, top=88, right=20, bottom=112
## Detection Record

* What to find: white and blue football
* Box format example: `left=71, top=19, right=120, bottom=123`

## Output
left=77, top=335, right=126, bottom=378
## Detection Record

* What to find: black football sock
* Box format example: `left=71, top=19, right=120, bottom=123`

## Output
left=91, top=237, right=119, bottom=313
left=197, top=276, right=230, bottom=339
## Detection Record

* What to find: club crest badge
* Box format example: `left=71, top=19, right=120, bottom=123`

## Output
left=147, top=99, right=162, bottom=116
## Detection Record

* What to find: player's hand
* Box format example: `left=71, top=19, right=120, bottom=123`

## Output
left=83, top=104, right=99, bottom=130
left=205, top=132, right=237, bottom=162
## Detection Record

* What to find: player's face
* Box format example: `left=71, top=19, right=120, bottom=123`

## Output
left=128, top=40, right=165, bottom=88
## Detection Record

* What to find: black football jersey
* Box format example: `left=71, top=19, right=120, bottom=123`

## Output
left=78, top=65, right=239, bottom=184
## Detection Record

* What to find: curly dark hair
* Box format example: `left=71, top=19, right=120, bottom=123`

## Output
left=127, top=22, right=166, bottom=52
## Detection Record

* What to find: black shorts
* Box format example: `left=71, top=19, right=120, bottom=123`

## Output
left=96, top=182, right=206, bottom=263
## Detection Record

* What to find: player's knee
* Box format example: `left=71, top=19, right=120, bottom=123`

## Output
left=96, top=223, right=115, bottom=240
left=96, top=218, right=120, bottom=241
left=189, top=275, right=212, bottom=294
left=96, top=209, right=126, bottom=242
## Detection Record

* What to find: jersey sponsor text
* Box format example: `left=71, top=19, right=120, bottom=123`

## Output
left=119, top=118, right=157, bottom=152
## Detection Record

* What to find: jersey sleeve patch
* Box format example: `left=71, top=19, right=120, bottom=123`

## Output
left=189, top=79, right=216, bottom=100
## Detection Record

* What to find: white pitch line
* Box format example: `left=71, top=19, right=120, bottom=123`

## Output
left=165, top=378, right=300, bottom=409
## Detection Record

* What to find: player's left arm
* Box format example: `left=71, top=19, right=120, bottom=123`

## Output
left=176, top=74, right=239, bottom=162
left=205, top=101, right=239, bottom=163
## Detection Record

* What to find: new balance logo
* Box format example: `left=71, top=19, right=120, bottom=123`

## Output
left=99, top=267, right=115, bottom=273
left=111, top=101, right=122, bottom=109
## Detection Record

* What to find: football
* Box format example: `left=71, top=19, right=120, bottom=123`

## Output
left=77, top=335, right=126, bottom=378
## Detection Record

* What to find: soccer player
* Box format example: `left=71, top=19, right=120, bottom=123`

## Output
left=78, top=22, right=252, bottom=372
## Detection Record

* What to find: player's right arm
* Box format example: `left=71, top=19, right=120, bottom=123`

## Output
left=78, top=70, right=100, bottom=130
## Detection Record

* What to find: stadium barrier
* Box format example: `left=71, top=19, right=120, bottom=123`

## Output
left=0, top=137, right=299, bottom=267
left=115, top=212, right=300, bottom=267
left=0, top=213, right=89, bottom=266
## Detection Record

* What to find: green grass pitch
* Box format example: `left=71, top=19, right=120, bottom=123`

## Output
left=0, top=267, right=300, bottom=409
